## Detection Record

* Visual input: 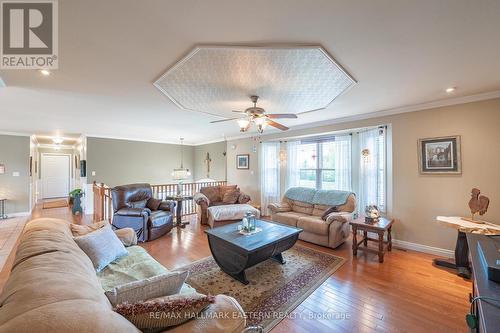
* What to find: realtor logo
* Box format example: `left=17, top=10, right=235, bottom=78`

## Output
left=1, top=0, right=58, bottom=69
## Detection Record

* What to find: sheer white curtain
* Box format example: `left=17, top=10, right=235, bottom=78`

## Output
left=333, top=135, right=352, bottom=191
left=260, top=141, right=280, bottom=216
left=285, top=140, right=300, bottom=190
left=358, top=128, right=384, bottom=214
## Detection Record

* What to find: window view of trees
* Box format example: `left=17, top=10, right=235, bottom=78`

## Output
left=297, top=141, right=336, bottom=189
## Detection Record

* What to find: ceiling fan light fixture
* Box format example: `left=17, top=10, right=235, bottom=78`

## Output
left=237, top=119, right=250, bottom=132
left=254, top=117, right=266, bottom=126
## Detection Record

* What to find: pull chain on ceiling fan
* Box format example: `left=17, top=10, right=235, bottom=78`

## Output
left=210, top=95, right=298, bottom=133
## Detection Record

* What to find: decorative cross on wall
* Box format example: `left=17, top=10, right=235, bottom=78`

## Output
left=205, top=153, right=212, bottom=178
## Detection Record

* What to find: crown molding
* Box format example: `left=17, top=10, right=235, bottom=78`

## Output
left=0, top=131, right=31, bottom=137
left=84, top=133, right=197, bottom=146
left=205, top=90, right=500, bottom=145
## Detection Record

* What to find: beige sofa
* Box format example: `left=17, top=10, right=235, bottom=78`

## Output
left=0, top=218, right=245, bottom=333
left=268, top=187, right=356, bottom=249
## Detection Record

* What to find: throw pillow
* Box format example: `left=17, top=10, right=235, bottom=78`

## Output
left=146, top=198, right=162, bottom=211
left=105, top=271, right=189, bottom=306
left=128, top=199, right=148, bottom=209
left=70, top=220, right=108, bottom=236
left=74, top=224, right=128, bottom=272
left=200, top=186, right=221, bottom=203
left=321, top=206, right=339, bottom=221
left=222, top=189, right=240, bottom=204
left=114, top=293, right=215, bottom=331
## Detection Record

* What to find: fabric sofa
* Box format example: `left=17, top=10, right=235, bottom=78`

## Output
left=112, top=183, right=175, bottom=242
left=0, top=218, right=246, bottom=333
left=194, top=184, right=251, bottom=225
left=268, top=187, right=356, bottom=249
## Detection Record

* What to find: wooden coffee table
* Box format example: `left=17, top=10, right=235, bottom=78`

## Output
left=205, top=220, right=302, bottom=284
left=350, top=216, right=394, bottom=263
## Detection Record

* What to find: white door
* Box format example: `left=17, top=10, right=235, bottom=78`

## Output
left=41, top=154, right=70, bottom=199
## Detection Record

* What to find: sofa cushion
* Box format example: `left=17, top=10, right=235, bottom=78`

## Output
left=115, top=293, right=215, bottom=330
left=297, top=216, right=330, bottom=235
left=290, top=200, right=314, bottom=215
left=146, top=198, right=162, bottom=210
left=128, top=199, right=148, bottom=209
left=74, top=224, right=128, bottom=272
left=220, top=185, right=238, bottom=197
left=105, top=271, right=188, bottom=306
left=222, top=189, right=240, bottom=204
left=273, top=211, right=310, bottom=227
left=200, top=186, right=221, bottom=203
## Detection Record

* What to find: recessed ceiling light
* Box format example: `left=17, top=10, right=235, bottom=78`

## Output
left=445, top=87, right=456, bottom=93
left=40, top=69, right=51, bottom=76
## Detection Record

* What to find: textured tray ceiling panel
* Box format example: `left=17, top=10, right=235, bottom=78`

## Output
left=154, top=46, right=355, bottom=117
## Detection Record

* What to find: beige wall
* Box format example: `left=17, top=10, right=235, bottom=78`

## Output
left=226, top=137, right=261, bottom=203
left=227, top=98, right=500, bottom=250
left=0, top=135, right=30, bottom=214
left=87, top=137, right=194, bottom=187
left=193, top=142, right=227, bottom=181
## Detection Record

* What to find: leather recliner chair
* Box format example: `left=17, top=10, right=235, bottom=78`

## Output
left=111, top=183, right=175, bottom=242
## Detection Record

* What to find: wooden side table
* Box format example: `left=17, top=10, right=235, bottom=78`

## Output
left=350, top=216, right=394, bottom=263
left=165, top=195, right=193, bottom=228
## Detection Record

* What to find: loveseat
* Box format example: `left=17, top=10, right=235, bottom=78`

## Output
left=268, top=187, right=356, bottom=249
left=111, top=183, right=175, bottom=242
left=0, top=218, right=246, bottom=333
left=194, top=184, right=251, bottom=225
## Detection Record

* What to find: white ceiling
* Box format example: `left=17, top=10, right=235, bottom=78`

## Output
left=1, top=0, right=500, bottom=145
left=154, top=46, right=355, bottom=117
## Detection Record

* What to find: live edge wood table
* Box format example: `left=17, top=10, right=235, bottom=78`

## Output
left=205, top=220, right=302, bottom=285
left=165, top=195, right=193, bottom=228
left=350, top=216, right=394, bottom=263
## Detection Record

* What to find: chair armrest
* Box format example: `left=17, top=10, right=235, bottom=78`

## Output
left=194, top=192, right=210, bottom=206
left=113, top=228, right=138, bottom=246
left=158, top=200, right=175, bottom=212
left=268, top=202, right=291, bottom=214
left=325, top=212, right=354, bottom=224
left=115, top=208, right=150, bottom=217
left=237, top=192, right=251, bottom=204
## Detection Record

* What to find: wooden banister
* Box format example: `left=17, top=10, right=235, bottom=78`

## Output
left=92, top=180, right=227, bottom=223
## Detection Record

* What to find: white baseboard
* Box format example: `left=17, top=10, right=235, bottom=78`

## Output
left=392, top=239, right=454, bottom=258
left=6, top=211, right=31, bottom=218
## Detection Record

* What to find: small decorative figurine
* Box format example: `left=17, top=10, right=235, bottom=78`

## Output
left=365, top=205, right=380, bottom=223
left=462, top=188, right=489, bottom=223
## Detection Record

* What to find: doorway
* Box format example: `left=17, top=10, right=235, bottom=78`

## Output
left=41, top=154, right=71, bottom=199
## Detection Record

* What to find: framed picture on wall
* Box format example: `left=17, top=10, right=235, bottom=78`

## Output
left=418, top=135, right=461, bottom=174
left=236, top=154, right=250, bottom=169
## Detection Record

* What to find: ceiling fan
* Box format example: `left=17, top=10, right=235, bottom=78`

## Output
left=210, top=95, right=298, bottom=133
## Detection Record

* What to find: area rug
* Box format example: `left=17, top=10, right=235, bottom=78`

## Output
left=42, top=199, right=68, bottom=209
left=178, top=245, right=345, bottom=331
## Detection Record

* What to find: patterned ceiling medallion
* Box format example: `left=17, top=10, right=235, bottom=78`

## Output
left=154, top=45, right=356, bottom=118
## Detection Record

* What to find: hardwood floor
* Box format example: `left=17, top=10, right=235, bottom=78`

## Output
left=7, top=205, right=471, bottom=332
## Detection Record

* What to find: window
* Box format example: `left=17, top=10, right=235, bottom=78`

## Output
left=295, top=135, right=351, bottom=191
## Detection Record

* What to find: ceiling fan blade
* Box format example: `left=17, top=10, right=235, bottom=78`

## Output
left=266, top=114, right=298, bottom=119
left=266, top=120, right=289, bottom=131
left=210, top=118, right=240, bottom=123
left=232, top=110, right=246, bottom=114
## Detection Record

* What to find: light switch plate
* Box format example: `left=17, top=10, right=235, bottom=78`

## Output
left=12, top=171, right=20, bottom=177
left=91, top=171, right=96, bottom=176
